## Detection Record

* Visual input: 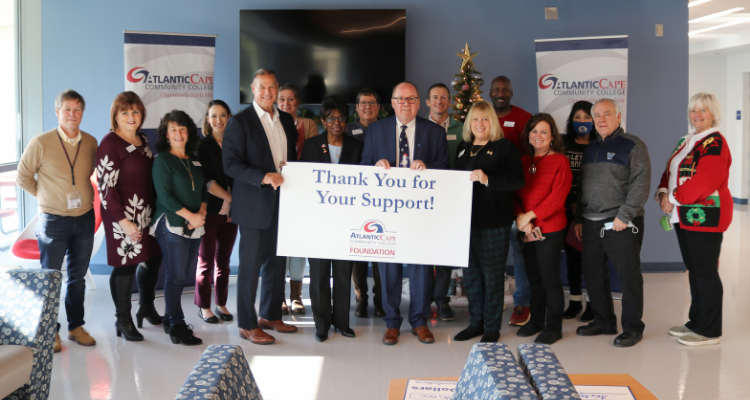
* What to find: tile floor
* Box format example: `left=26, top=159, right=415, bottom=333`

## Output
left=45, top=206, right=749, bottom=399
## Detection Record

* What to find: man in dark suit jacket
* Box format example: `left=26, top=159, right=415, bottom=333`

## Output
left=360, top=82, right=450, bottom=345
left=223, top=69, right=298, bottom=345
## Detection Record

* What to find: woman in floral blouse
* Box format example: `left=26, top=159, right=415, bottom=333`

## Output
left=96, top=91, right=162, bottom=342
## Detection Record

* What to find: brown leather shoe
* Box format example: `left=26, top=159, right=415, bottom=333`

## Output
left=412, top=325, right=435, bottom=344
left=54, top=332, right=62, bottom=353
left=67, top=327, right=96, bottom=346
left=257, top=317, right=298, bottom=333
left=239, top=328, right=275, bottom=345
left=382, top=328, right=400, bottom=345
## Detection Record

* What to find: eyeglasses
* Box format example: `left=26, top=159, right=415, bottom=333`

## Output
left=392, top=97, right=419, bottom=104
left=358, top=101, right=378, bottom=107
left=325, top=116, right=348, bottom=123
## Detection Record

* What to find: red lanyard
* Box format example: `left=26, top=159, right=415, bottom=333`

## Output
left=57, top=131, right=81, bottom=189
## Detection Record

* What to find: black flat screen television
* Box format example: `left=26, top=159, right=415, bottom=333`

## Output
left=239, top=9, right=406, bottom=105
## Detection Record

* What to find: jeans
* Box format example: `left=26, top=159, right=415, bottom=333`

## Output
left=154, top=217, right=201, bottom=326
left=36, top=209, right=95, bottom=331
left=510, top=222, right=530, bottom=307
left=286, top=257, right=306, bottom=281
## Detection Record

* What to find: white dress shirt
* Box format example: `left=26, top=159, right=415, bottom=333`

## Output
left=253, top=101, right=287, bottom=173
left=395, top=118, right=416, bottom=167
left=427, top=114, right=450, bottom=133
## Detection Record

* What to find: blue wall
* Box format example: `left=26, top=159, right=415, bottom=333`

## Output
left=41, top=0, right=688, bottom=267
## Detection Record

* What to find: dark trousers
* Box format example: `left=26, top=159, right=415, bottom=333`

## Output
left=195, top=214, right=238, bottom=309
left=154, top=217, right=201, bottom=326
left=352, top=261, right=381, bottom=303
left=308, top=259, right=353, bottom=332
left=379, top=263, right=432, bottom=329
left=564, top=213, right=583, bottom=297
left=522, top=229, right=566, bottom=332
left=582, top=217, right=645, bottom=334
left=674, top=225, right=723, bottom=338
left=36, top=209, right=95, bottom=331
left=237, top=224, right=286, bottom=330
left=464, top=226, right=511, bottom=331
left=432, top=266, right=453, bottom=306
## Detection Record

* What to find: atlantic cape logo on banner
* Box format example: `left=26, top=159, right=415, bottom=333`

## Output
left=537, top=73, right=626, bottom=96
left=349, top=220, right=397, bottom=258
left=126, top=66, right=213, bottom=94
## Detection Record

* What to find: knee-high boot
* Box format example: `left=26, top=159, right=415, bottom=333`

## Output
left=136, top=256, right=163, bottom=327
left=111, top=272, right=144, bottom=341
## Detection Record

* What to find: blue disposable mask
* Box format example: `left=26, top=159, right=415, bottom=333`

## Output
left=573, top=121, right=593, bottom=136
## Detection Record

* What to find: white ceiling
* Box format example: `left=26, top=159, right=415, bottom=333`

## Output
left=689, top=0, right=750, bottom=44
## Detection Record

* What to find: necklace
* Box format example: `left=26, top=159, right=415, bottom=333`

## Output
left=178, top=156, right=194, bottom=191
left=529, top=151, right=550, bottom=174
left=470, top=142, right=488, bottom=157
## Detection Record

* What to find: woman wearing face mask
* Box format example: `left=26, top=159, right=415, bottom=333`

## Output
left=300, top=95, right=363, bottom=342
left=277, top=84, right=318, bottom=315
left=561, top=101, right=597, bottom=322
left=514, top=113, right=572, bottom=345
left=194, top=100, right=238, bottom=324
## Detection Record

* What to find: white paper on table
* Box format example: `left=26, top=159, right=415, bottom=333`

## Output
left=403, top=379, right=456, bottom=400
left=574, top=385, right=636, bottom=400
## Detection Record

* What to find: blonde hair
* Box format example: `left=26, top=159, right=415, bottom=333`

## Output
left=462, top=100, right=504, bottom=142
left=688, top=92, right=721, bottom=129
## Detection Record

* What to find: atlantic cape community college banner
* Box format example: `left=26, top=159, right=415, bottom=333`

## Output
left=124, top=30, right=216, bottom=138
left=277, top=163, right=473, bottom=267
left=535, top=35, right=628, bottom=132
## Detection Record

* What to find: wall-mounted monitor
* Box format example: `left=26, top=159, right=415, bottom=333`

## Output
left=240, top=9, right=406, bottom=105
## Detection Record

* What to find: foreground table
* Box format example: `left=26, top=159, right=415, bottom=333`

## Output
left=388, top=374, right=657, bottom=400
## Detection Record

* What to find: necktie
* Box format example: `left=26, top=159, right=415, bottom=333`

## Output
left=399, top=125, right=410, bottom=168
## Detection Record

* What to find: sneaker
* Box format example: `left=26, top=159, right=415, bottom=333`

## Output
left=668, top=325, right=693, bottom=337
left=53, top=332, right=62, bottom=353
left=678, top=333, right=720, bottom=346
left=509, top=306, right=530, bottom=326
left=67, top=327, right=96, bottom=347
left=437, top=303, right=455, bottom=321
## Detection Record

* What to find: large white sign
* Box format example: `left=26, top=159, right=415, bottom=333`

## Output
left=536, top=35, right=628, bottom=131
left=124, top=31, right=216, bottom=133
left=277, top=163, right=473, bottom=267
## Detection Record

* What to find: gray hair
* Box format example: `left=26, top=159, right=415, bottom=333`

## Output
left=253, top=68, right=277, bottom=82
left=688, top=92, right=721, bottom=129
left=55, top=89, right=85, bottom=111
left=592, top=98, right=620, bottom=118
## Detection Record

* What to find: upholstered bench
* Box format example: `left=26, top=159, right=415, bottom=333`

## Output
left=453, top=343, right=539, bottom=400
left=517, top=344, right=580, bottom=400
left=176, top=344, right=262, bottom=399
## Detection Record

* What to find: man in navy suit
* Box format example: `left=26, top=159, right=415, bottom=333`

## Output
left=223, top=69, right=298, bottom=345
left=360, top=82, right=450, bottom=345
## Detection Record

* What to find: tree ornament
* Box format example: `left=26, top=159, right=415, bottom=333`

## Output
left=462, top=84, right=469, bottom=91
left=455, top=42, right=480, bottom=70
left=456, top=102, right=464, bottom=109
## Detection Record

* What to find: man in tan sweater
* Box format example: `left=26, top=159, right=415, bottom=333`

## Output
left=16, top=89, right=98, bottom=352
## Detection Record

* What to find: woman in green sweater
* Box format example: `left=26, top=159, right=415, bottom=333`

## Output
left=150, top=110, right=208, bottom=346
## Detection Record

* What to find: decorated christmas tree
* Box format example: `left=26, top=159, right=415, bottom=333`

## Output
left=451, top=42, right=484, bottom=123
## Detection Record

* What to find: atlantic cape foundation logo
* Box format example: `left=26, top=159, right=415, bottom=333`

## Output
left=538, top=73, right=626, bottom=96
left=349, top=220, right=396, bottom=257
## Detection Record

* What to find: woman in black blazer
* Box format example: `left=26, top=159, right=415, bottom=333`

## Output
left=300, top=95, right=364, bottom=342
left=453, top=100, right=525, bottom=343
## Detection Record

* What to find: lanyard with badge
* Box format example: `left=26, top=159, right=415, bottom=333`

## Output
left=57, top=133, right=82, bottom=209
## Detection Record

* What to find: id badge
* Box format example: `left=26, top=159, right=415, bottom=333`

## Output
left=67, top=191, right=82, bottom=209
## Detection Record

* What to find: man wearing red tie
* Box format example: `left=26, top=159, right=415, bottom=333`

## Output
left=360, top=82, right=450, bottom=345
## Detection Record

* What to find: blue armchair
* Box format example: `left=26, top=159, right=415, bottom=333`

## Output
left=0, top=268, right=62, bottom=400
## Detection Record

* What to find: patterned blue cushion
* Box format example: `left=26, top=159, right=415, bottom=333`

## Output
left=452, top=343, right=540, bottom=400
left=176, top=344, right=262, bottom=400
left=517, top=344, right=580, bottom=400
left=0, top=268, right=63, bottom=400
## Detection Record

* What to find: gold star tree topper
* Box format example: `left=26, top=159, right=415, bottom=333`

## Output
left=456, top=42, right=479, bottom=70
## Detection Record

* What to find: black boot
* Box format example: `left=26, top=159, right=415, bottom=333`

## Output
left=169, top=323, right=203, bottom=346
left=136, top=257, right=163, bottom=327
left=163, top=312, right=171, bottom=334
left=563, top=300, right=583, bottom=320
left=110, top=272, right=143, bottom=342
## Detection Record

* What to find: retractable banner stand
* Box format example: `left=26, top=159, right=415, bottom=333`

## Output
left=535, top=35, right=628, bottom=131
left=124, top=31, right=216, bottom=145
left=277, top=163, right=473, bottom=267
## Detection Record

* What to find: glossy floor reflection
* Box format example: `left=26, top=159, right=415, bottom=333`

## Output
left=48, top=206, right=749, bottom=400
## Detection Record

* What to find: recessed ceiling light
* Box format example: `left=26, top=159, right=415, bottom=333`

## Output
left=689, top=7, right=744, bottom=23
left=689, top=17, right=750, bottom=35
left=688, top=0, right=713, bottom=7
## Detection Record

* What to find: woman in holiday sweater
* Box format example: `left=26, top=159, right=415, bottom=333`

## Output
left=656, top=92, right=732, bottom=347
left=561, top=101, right=597, bottom=322
left=453, top=100, right=525, bottom=343
left=514, top=113, right=572, bottom=345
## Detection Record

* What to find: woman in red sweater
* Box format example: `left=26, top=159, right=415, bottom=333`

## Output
left=656, top=92, right=732, bottom=347
left=514, top=113, right=572, bottom=344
